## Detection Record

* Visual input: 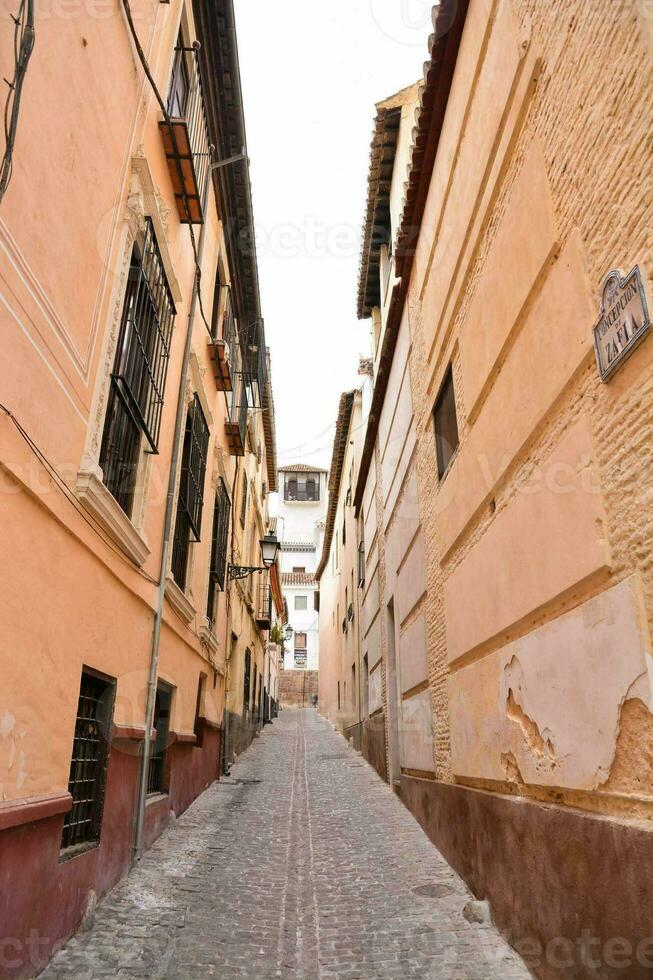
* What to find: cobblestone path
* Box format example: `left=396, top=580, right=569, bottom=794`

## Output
left=42, top=708, right=529, bottom=979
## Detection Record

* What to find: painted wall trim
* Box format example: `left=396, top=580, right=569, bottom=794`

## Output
left=0, top=792, right=72, bottom=832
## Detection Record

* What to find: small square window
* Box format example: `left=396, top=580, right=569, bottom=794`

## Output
left=295, top=595, right=308, bottom=611
left=433, top=366, right=459, bottom=480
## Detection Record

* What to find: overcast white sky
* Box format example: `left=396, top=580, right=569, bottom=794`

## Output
left=234, top=1, right=432, bottom=470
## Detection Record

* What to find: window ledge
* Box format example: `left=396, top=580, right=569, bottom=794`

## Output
left=199, top=621, right=221, bottom=659
left=164, top=574, right=196, bottom=624
left=76, top=463, right=150, bottom=567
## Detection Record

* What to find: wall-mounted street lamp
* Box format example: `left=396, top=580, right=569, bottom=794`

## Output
left=228, top=533, right=280, bottom=582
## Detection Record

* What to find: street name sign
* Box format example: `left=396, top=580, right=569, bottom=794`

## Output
left=593, top=265, right=650, bottom=381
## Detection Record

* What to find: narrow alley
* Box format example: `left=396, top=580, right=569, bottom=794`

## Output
left=41, top=711, right=528, bottom=980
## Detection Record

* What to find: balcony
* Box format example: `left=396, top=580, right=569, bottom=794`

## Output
left=159, top=42, right=211, bottom=224
left=208, top=290, right=236, bottom=392
left=225, top=366, right=248, bottom=457
left=255, top=577, right=272, bottom=631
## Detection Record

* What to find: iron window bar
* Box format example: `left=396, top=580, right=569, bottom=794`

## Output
left=111, top=219, right=176, bottom=452
left=208, top=283, right=237, bottom=392
left=240, top=476, right=248, bottom=528
left=284, top=480, right=320, bottom=502
left=61, top=671, right=114, bottom=851
left=255, top=574, right=272, bottom=629
left=243, top=649, right=252, bottom=712
left=358, top=542, right=366, bottom=588
left=226, top=348, right=250, bottom=456
left=99, top=220, right=175, bottom=513
left=206, top=478, right=231, bottom=622
left=171, top=395, right=210, bottom=588
left=181, top=395, right=210, bottom=541
left=239, top=318, right=267, bottom=410
left=165, top=41, right=211, bottom=223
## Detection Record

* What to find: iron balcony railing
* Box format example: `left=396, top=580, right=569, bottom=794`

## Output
left=162, top=42, right=211, bottom=224
left=255, top=576, right=272, bottom=630
left=284, top=485, right=320, bottom=502
left=221, top=289, right=237, bottom=349
left=208, top=286, right=237, bottom=392
left=225, top=359, right=249, bottom=457
left=240, top=318, right=267, bottom=409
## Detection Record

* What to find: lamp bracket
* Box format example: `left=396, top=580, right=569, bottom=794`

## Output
left=228, top=565, right=267, bottom=582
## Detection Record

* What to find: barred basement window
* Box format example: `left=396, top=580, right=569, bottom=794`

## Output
left=172, top=395, right=210, bottom=590
left=206, top=478, right=231, bottom=623
left=99, top=219, right=176, bottom=517
left=61, top=669, right=115, bottom=852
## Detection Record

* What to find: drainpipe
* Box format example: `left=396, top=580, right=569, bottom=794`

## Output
left=133, top=178, right=212, bottom=861
left=221, top=455, right=241, bottom=776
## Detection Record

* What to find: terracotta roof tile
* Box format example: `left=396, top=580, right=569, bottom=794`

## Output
left=281, top=572, right=317, bottom=587
left=278, top=463, right=328, bottom=473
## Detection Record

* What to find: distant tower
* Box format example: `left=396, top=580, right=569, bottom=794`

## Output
left=276, top=464, right=329, bottom=670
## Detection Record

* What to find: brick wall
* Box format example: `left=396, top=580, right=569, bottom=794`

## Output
left=279, top=670, right=319, bottom=708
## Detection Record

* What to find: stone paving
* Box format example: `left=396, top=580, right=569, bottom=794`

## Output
left=42, top=708, right=530, bottom=979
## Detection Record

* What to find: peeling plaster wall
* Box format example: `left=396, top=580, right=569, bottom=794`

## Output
left=404, top=0, right=653, bottom=824
left=449, top=575, right=653, bottom=794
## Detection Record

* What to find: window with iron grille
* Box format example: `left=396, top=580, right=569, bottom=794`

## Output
left=61, top=669, right=115, bottom=852
left=210, top=269, right=223, bottom=342
left=99, top=220, right=176, bottom=516
left=206, top=478, right=231, bottom=622
left=284, top=472, right=320, bottom=502
left=148, top=682, right=172, bottom=794
left=171, top=395, right=210, bottom=589
left=243, top=648, right=251, bottom=711
left=240, top=476, right=248, bottom=528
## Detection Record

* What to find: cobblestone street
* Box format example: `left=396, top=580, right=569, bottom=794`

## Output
left=42, top=709, right=529, bottom=979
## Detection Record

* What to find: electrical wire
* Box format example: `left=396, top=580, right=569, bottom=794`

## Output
left=0, top=0, right=35, bottom=205
left=120, top=0, right=214, bottom=338
left=0, top=402, right=213, bottom=645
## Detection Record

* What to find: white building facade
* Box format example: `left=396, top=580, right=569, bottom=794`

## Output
left=276, top=465, right=328, bottom=670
